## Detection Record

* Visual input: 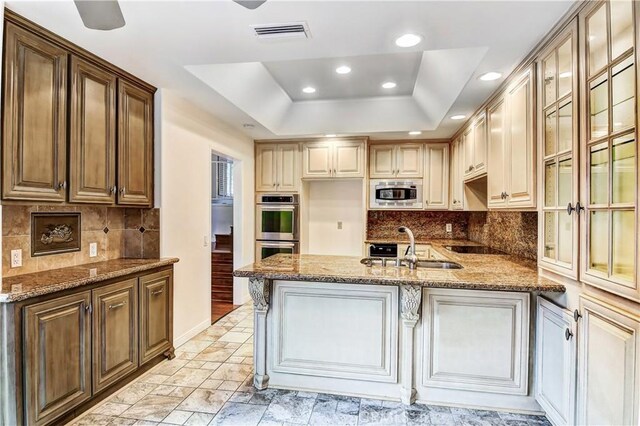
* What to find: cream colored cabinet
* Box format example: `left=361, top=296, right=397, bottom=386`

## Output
left=450, top=137, right=464, bottom=210
left=487, top=67, right=536, bottom=209
left=369, top=143, right=423, bottom=178
left=424, top=144, right=449, bottom=209
left=539, top=23, right=580, bottom=281
left=535, top=297, right=577, bottom=426
left=462, top=114, right=487, bottom=180
left=256, top=143, right=300, bottom=192
left=302, top=139, right=365, bottom=179
left=580, top=0, right=639, bottom=300
left=577, top=295, right=640, bottom=425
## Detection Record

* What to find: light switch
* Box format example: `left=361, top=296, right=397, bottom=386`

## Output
left=89, top=242, right=98, bottom=258
left=10, top=249, right=22, bottom=268
left=337, top=221, right=343, bottom=230
left=446, top=223, right=452, bottom=233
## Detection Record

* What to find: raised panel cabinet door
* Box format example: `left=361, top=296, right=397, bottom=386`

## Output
left=277, top=143, right=300, bottom=191
left=462, top=126, right=475, bottom=178
left=450, top=139, right=464, bottom=210
left=139, top=269, right=173, bottom=365
left=256, top=144, right=278, bottom=191
left=473, top=115, right=487, bottom=175
left=424, top=144, right=449, bottom=209
left=302, top=142, right=332, bottom=179
left=23, top=291, right=91, bottom=425
left=506, top=68, right=536, bottom=208
left=535, top=297, right=577, bottom=426
left=577, top=295, right=640, bottom=425
left=117, top=79, right=153, bottom=206
left=2, top=23, right=67, bottom=202
left=369, top=144, right=396, bottom=178
left=334, top=140, right=365, bottom=178
left=396, top=144, right=423, bottom=178
left=69, top=56, right=117, bottom=204
left=487, top=96, right=508, bottom=208
left=92, top=278, right=138, bottom=394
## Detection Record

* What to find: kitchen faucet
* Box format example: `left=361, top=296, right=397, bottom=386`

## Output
left=398, top=226, right=418, bottom=269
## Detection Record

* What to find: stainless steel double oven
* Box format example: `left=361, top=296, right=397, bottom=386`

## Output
left=255, top=194, right=299, bottom=260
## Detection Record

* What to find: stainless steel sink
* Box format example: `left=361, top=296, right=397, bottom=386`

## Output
left=360, top=257, right=462, bottom=269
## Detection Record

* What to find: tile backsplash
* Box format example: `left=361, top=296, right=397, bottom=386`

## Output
left=2, top=205, right=160, bottom=277
left=367, top=210, right=469, bottom=240
left=468, top=211, right=538, bottom=261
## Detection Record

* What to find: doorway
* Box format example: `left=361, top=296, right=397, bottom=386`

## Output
left=210, top=152, right=239, bottom=323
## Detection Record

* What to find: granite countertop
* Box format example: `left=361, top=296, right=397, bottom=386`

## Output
left=1, top=258, right=180, bottom=303
left=234, top=241, right=564, bottom=293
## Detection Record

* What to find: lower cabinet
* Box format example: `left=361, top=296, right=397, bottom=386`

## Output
left=139, top=269, right=173, bottom=364
left=23, top=292, right=92, bottom=426
left=535, top=297, right=577, bottom=426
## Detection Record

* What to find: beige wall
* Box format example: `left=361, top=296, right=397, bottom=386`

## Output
left=156, top=90, right=255, bottom=346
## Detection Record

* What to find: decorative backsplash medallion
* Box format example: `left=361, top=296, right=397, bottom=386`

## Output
left=31, top=212, right=81, bottom=257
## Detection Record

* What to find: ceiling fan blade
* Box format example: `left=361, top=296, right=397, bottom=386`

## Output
left=233, top=0, right=267, bottom=10
left=74, top=0, right=125, bottom=30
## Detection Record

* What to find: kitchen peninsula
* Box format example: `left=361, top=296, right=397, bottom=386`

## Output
left=234, top=243, right=565, bottom=414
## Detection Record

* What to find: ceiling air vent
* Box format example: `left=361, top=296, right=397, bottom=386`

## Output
left=251, top=22, right=310, bottom=39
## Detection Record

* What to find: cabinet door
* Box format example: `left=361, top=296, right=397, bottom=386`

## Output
left=462, top=126, right=475, bottom=179
left=396, top=144, right=423, bottom=178
left=424, top=144, right=449, bottom=209
left=2, top=23, right=67, bottom=202
left=23, top=292, right=91, bottom=425
left=117, top=80, right=153, bottom=206
left=487, top=96, right=508, bottom=208
left=277, top=143, right=300, bottom=191
left=473, top=114, right=487, bottom=175
left=302, top=142, right=332, bottom=179
left=577, top=295, right=640, bottom=425
left=450, top=139, right=464, bottom=210
left=93, top=278, right=138, bottom=393
left=369, top=145, right=396, bottom=178
left=69, top=57, right=117, bottom=204
left=535, top=297, right=576, bottom=426
left=334, top=141, right=364, bottom=178
left=506, top=68, right=536, bottom=207
left=256, top=144, right=278, bottom=191
left=139, top=269, right=173, bottom=365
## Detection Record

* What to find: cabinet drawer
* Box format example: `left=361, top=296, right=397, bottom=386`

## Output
left=139, top=269, right=173, bottom=365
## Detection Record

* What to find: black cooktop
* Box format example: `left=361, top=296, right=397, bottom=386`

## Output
left=445, top=245, right=506, bottom=255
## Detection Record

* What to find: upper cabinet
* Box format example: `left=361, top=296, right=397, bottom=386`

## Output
left=580, top=0, right=639, bottom=300
left=256, top=143, right=300, bottom=192
left=538, top=22, right=580, bottom=280
left=424, top=144, right=449, bottom=209
left=487, top=66, right=536, bottom=209
left=1, top=14, right=156, bottom=207
left=462, top=113, right=487, bottom=180
left=302, top=139, right=365, bottom=179
left=369, top=143, right=423, bottom=178
left=450, top=137, right=464, bottom=210
left=117, top=80, right=154, bottom=206
left=2, top=22, right=68, bottom=202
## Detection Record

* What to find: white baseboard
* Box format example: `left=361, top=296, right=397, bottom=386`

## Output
left=174, top=317, right=211, bottom=348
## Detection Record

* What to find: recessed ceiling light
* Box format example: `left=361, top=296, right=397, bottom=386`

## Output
left=382, top=82, right=397, bottom=89
left=395, top=33, right=422, bottom=48
left=559, top=71, right=572, bottom=78
left=478, top=72, right=502, bottom=81
left=325, top=134, right=337, bottom=137
left=450, top=115, right=466, bottom=120
left=302, top=86, right=316, bottom=94
left=408, top=131, right=422, bottom=136
left=335, top=66, right=351, bottom=74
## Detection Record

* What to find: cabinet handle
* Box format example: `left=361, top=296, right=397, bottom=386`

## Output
left=565, top=328, right=573, bottom=341
left=119, top=187, right=126, bottom=195
left=108, top=301, right=127, bottom=310
left=504, top=192, right=509, bottom=198
left=57, top=181, right=67, bottom=191
left=110, top=186, right=117, bottom=194
left=573, top=309, right=582, bottom=322
left=85, top=303, right=93, bottom=314
left=567, top=202, right=575, bottom=215
left=500, top=192, right=505, bottom=199
left=575, top=201, right=584, bottom=215
left=151, top=289, right=164, bottom=296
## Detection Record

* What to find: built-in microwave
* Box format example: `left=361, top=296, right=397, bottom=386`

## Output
left=256, top=194, right=299, bottom=241
left=369, top=179, right=423, bottom=209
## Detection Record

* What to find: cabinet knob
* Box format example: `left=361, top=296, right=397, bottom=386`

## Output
left=565, top=328, right=573, bottom=341
left=567, top=202, right=575, bottom=215
left=110, top=186, right=117, bottom=194
left=500, top=192, right=505, bottom=199
left=573, top=309, right=582, bottom=322
left=119, top=187, right=126, bottom=195
left=84, top=303, right=93, bottom=314
left=57, top=181, right=67, bottom=190
left=575, top=201, right=585, bottom=215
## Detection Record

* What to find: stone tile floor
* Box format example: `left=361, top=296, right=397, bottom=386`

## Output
left=70, top=303, right=551, bottom=426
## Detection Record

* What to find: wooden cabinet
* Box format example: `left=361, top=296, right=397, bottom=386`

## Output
left=577, top=295, right=640, bottom=425
left=69, top=56, right=117, bottom=204
left=92, top=278, right=138, bottom=394
left=535, top=297, right=577, bottom=426
left=23, top=292, right=92, bottom=425
left=450, top=137, right=464, bottom=210
left=487, top=67, right=536, bottom=209
left=369, top=144, right=423, bottom=178
left=462, top=114, right=487, bottom=180
left=423, top=144, right=449, bottom=209
left=139, top=269, right=173, bottom=365
left=117, top=80, right=154, bottom=206
left=2, top=22, right=68, bottom=202
left=256, top=143, right=300, bottom=192
left=302, top=139, right=365, bottom=179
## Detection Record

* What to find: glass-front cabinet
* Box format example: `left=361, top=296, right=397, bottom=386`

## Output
left=538, top=21, right=580, bottom=279
left=580, top=0, right=639, bottom=300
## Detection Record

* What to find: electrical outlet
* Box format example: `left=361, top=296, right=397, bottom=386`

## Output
left=446, top=223, right=452, bottom=233
left=337, top=221, right=343, bottom=230
left=11, top=249, right=22, bottom=268
left=89, top=242, right=98, bottom=258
